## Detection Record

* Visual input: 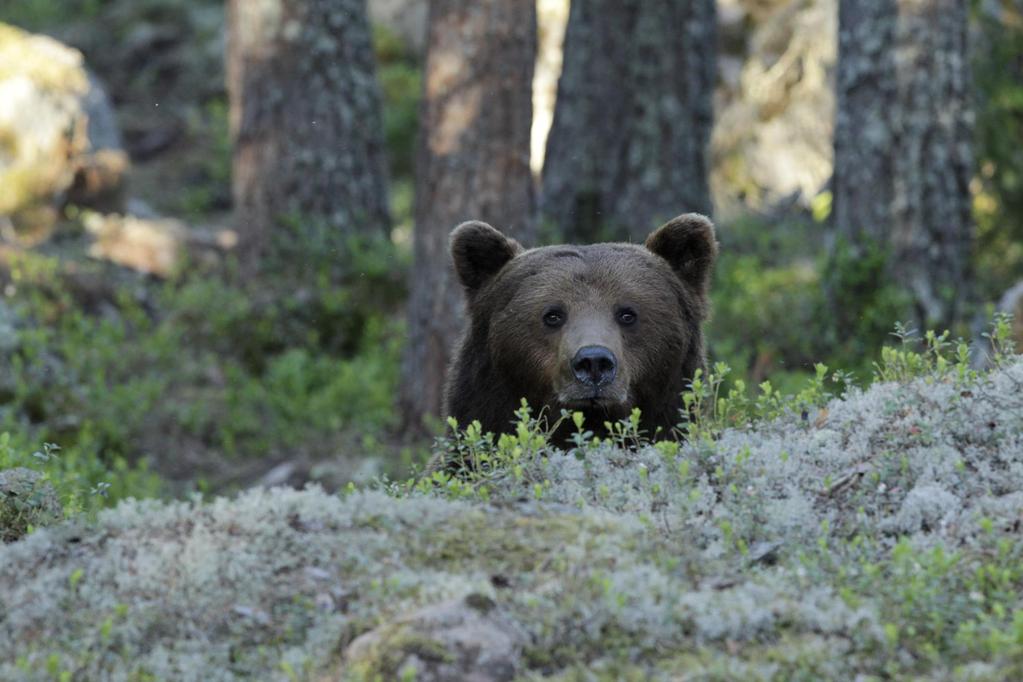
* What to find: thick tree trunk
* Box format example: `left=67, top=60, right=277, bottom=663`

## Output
left=226, top=0, right=390, bottom=268
left=831, top=0, right=973, bottom=331
left=832, top=2, right=897, bottom=247
left=541, top=0, right=716, bottom=242
left=400, top=0, right=536, bottom=431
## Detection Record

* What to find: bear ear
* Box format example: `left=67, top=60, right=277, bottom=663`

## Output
left=450, top=221, right=523, bottom=292
left=644, top=213, right=718, bottom=294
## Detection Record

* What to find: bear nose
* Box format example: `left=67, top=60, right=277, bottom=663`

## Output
left=571, top=345, right=617, bottom=387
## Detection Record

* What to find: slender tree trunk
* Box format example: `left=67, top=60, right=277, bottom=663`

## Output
left=831, top=0, right=973, bottom=331
left=400, top=0, right=537, bottom=431
left=541, top=0, right=716, bottom=242
left=226, top=0, right=390, bottom=269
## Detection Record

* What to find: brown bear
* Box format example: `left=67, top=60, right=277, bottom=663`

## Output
left=443, top=213, right=718, bottom=442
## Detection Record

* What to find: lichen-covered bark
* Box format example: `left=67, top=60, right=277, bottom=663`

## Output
left=400, top=0, right=536, bottom=430
left=891, top=0, right=973, bottom=328
left=541, top=0, right=716, bottom=242
left=832, top=0, right=897, bottom=246
left=226, top=0, right=390, bottom=265
left=831, top=0, right=973, bottom=330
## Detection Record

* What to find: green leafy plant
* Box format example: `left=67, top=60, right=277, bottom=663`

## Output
left=404, top=401, right=565, bottom=500
left=0, top=230, right=407, bottom=501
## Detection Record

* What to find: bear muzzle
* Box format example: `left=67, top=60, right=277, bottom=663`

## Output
left=557, top=345, right=630, bottom=409
left=571, top=345, right=617, bottom=387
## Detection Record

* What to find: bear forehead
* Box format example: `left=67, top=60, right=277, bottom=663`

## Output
left=498, top=243, right=681, bottom=301
left=520, top=243, right=668, bottom=277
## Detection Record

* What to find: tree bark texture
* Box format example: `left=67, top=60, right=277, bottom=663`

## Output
left=832, top=0, right=973, bottom=330
left=400, top=0, right=536, bottom=430
left=541, top=0, right=716, bottom=243
left=227, top=0, right=390, bottom=266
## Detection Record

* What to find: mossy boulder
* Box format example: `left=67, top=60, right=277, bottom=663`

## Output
left=344, top=594, right=524, bottom=681
left=0, top=23, right=127, bottom=234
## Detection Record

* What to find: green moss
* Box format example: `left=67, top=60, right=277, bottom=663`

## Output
left=0, top=164, right=56, bottom=216
left=418, top=511, right=626, bottom=574
left=346, top=625, right=454, bottom=681
left=0, top=23, right=87, bottom=90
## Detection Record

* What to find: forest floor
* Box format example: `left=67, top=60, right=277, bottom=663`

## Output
left=3, top=353, right=1022, bottom=680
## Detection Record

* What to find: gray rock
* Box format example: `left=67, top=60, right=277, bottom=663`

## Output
left=82, top=71, right=122, bottom=151
left=0, top=467, right=63, bottom=543
left=344, top=594, right=524, bottom=682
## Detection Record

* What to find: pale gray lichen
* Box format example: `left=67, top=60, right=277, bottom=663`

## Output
left=1, top=358, right=1021, bottom=680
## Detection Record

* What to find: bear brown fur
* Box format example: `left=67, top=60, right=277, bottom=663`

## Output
left=444, top=213, right=718, bottom=441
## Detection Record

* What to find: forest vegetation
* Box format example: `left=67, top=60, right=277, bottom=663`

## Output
left=0, top=0, right=1022, bottom=679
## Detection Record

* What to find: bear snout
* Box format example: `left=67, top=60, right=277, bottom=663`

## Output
left=571, top=345, right=618, bottom=388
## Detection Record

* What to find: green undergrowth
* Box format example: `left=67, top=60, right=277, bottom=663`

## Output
left=709, top=215, right=916, bottom=393
left=0, top=0, right=103, bottom=31
left=972, top=1, right=1023, bottom=301
left=373, top=23, right=422, bottom=183
left=0, top=235, right=406, bottom=512
left=0, top=433, right=159, bottom=524
left=1, top=322, right=1021, bottom=679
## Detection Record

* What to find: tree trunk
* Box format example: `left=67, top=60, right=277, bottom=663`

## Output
left=831, top=0, right=973, bottom=332
left=226, top=0, right=390, bottom=270
left=540, top=0, right=716, bottom=243
left=832, top=2, right=897, bottom=248
left=399, top=0, right=536, bottom=432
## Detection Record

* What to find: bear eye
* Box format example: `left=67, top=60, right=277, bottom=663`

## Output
left=617, top=308, right=638, bottom=326
left=542, top=307, right=566, bottom=328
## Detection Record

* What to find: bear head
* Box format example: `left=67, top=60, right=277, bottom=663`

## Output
left=444, top=213, right=717, bottom=441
